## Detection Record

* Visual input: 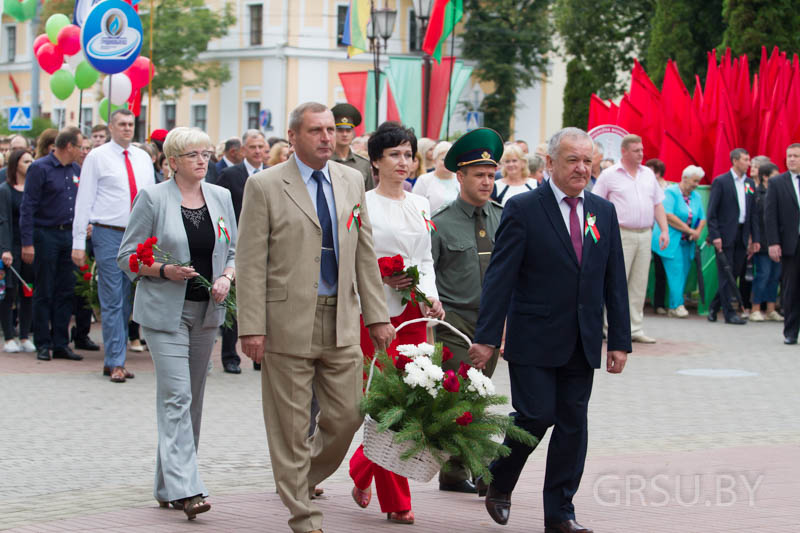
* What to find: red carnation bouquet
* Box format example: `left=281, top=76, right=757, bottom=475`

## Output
left=73, top=259, right=99, bottom=311
left=128, top=236, right=237, bottom=328
left=377, top=254, right=432, bottom=307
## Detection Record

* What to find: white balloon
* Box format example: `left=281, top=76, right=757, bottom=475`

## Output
left=66, top=49, right=85, bottom=71
left=101, top=73, right=133, bottom=106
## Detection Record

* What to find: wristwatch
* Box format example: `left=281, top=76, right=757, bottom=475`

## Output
left=223, top=273, right=234, bottom=283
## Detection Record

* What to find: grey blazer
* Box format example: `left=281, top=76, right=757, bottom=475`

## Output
left=116, top=178, right=237, bottom=333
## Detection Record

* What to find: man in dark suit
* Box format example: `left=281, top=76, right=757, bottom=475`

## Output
left=706, top=148, right=760, bottom=325
left=469, top=127, right=631, bottom=533
left=215, top=137, right=242, bottom=174
left=216, top=129, right=266, bottom=373
left=766, top=143, right=800, bottom=343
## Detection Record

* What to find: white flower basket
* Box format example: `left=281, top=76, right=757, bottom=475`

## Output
left=362, top=318, right=471, bottom=482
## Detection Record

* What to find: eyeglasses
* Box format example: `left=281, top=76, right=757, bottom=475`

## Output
left=177, top=151, right=214, bottom=161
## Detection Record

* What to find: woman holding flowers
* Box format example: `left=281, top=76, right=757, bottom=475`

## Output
left=116, top=127, right=237, bottom=520
left=349, top=122, right=445, bottom=525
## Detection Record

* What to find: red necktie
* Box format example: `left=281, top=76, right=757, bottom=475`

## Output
left=123, top=149, right=137, bottom=207
left=564, top=197, right=582, bottom=264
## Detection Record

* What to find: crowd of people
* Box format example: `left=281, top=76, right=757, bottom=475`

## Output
left=3, top=100, right=799, bottom=533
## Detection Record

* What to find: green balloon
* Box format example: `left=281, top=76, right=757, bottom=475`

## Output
left=98, top=98, right=126, bottom=122
left=50, top=70, right=76, bottom=101
left=75, top=61, right=100, bottom=90
left=21, top=0, right=37, bottom=20
left=46, top=13, right=71, bottom=44
left=3, top=0, right=25, bottom=21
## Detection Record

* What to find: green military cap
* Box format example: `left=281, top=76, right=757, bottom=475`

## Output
left=444, top=127, right=505, bottom=172
left=331, top=103, right=362, bottom=129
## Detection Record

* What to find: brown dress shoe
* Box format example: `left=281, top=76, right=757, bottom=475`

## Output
left=109, top=367, right=127, bottom=383
left=545, top=519, right=593, bottom=533
left=103, top=366, right=135, bottom=379
left=485, top=485, right=511, bottom=525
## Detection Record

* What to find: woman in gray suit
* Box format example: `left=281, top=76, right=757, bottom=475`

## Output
left=117, top=127, right=237, bottom=520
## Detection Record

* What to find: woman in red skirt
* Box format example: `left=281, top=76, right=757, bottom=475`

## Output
left=349, top=122, right=445, bottom=525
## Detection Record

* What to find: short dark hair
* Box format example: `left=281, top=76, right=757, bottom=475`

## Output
left=6, top=149, right=29, bottom=186
left=730, top=148, right=749, bottom=162
left=367, top=121, right=417, bottom=164
left=91, top=124, right=109, bottom=135
left=267, top=136, right=289, bottom=148
left=645, top=158, right=666, bottom=178
left=224, top=137, right=241, bottom=152
left=55, top=127, right=82, bottom=150
left=758, top=162, right=779, bottom=180
left=110, top=108, right=134, bottom=124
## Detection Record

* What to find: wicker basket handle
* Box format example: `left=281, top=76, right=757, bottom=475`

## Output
left=365, top=318, right=472, bottom=395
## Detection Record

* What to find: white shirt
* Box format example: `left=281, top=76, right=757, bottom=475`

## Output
left=244, top=158, right=263, bottom=177
left=366, top=190, right=439, bottom=317
left=412, top=171, right=460, bottom=212
left=222, top=155, right=235, bottom=168
left=549, top=179, right=584, bottom=238
left=295, top=157, right=338, bottom=296
left=494, top=178, right=538, bottom=206
left=73, top=141, right=155, bottom=249
left=731, top=169, right=746, bottom=224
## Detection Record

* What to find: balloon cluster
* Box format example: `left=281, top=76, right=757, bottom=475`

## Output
left=3, top=0, right=37, bottom=22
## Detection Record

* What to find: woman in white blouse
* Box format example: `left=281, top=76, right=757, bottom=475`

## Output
left=492, top=143, right=537, bottom=205
left=349, top=122, right=444, bottom=525
left=412, top=141, right=459, bottom=212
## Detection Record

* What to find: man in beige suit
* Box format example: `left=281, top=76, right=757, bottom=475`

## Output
left=236, top=102, right=394, bottom=533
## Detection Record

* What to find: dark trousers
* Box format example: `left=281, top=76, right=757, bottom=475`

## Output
left=710, top=229, right=747, bottom=320
left=780, top=253, right=800, bottom=340
left=652, top=253, right=667, bottom=309
left=220, top=318, right=241, bottom=366
left=32, top=227, right=75, bottom=350
left=489, top=345, right=594, bottom=523
left=0, top=250, right=33, bottom=341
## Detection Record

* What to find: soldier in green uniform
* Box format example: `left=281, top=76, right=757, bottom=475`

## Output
left=432, top=127, right=505, bottom=493
left=330, top=103, right=374, bottom=190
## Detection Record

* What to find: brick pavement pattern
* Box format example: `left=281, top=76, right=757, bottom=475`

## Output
left=1, top=313, right=799, bottom=531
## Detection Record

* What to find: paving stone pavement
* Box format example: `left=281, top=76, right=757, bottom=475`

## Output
left=1, top=311, right=798, bottom=532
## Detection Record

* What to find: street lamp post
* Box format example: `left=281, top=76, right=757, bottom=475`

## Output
left=415, top=0, right=434, bottom=138
left=370, top=2, right=397, bottom=129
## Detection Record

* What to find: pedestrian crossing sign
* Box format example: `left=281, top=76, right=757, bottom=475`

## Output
left=8, top=107, right=32, bottom=131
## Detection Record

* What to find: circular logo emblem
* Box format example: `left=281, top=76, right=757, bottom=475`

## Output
left=81, top=0, right=143, bottom=74
left=103, top=11, right=126, bottom=37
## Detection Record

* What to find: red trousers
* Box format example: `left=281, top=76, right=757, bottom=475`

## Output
left=350, top=302, right=426, bottom=513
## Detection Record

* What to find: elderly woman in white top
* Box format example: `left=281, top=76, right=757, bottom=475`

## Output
left=412, top=141, right=459, bottom=212
left=349, top=122, right=444, bottom=525
left=492, top=143, right=537, bottom=205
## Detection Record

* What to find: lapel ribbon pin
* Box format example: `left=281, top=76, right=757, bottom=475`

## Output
left=584, top=213, right=600, bottom=243
left=217, top=217, right=231, bottom=243
left=347, top=204, right=362, bottom=232
left=422, top=210, right=437, bottom=233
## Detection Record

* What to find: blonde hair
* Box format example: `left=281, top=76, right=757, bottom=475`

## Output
left=268, top=141, right=289, bottom=166
left=621, top=134, right=643, bottom=150
left=413, top=151, right=424, bottom=178
left=418, top=137, right=437, bottom=169
left=501, top=143, right=531, bottom=179
left=163, top=127, right=212, bottom=159
left=432, top=141, right=452, bottom=162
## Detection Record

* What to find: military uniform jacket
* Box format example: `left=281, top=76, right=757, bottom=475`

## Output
left=331, top=149, right=374, bottom=191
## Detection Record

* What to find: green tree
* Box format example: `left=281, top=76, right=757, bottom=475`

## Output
left=646, top=0, right=724, bottom=89
left=555, top=0, right=654, bottom=129
left=142, top=0, right=236, bottom=99
left=721, top=0, right=800, bottom=73
left=461, top=0, right=553, bottom=139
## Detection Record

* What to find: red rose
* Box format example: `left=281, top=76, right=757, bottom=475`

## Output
left=391, top=254, right=405, bottom=273
left=82, top=272, right=92, bottom=281
left=457, top=361, right=471, bottom=380
left=394, top=354, right=413, bottom=372
left=377, top=257, right=395, bottom=278
left=442, top=346, right=454, bottom=362
left=129, top=254, right=140, bottom=273
left=443, top=370, right=460, bottom=393
left=79, top=264, right=89, bottom=272
left=145, top=236, right=158, bottom=247
left=455, top=412, right=473, bottom=426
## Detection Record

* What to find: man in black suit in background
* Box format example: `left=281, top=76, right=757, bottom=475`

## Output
left=215, top=137, right=242, bottom=174
left=469, top=127, right=631, bottom=533
left=706, top=148, right=760, bottom=325
left=216, top=129, right=266, bottom=373
left=766, top=143, right=800, bottom=343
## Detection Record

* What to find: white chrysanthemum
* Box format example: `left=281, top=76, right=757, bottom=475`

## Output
left=403, top=356, right=444, bottom=397
left=417, top=343, right=435, bottom=356
left=466, top=367, right=496, bottom=397
left=396, top=344, right=421, bottom=358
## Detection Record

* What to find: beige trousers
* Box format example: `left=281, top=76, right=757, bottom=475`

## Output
left=620, top=227, right=653, bottom=337
left=261, top=300, right=364, bottom=533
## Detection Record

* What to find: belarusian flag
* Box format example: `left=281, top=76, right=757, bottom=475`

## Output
left=9, top=74, right=20, bottom=102
left=422, top=0, right=463, bottom=63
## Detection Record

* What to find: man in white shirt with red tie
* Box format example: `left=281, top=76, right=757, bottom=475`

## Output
left=71, top=109, right=156, bottom=382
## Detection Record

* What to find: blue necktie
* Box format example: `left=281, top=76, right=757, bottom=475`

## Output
left=312, top=170, right=338, bottom=287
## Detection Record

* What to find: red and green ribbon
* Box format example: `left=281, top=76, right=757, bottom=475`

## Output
left=347, top=204, right=362, bottom=232
left=745, top=183, right=754, bottom=194
left=584, top=213, right=600, bottom=243
left=217, top=217, right=231, bottom=243
left=422, top=210, right=437, bottom=233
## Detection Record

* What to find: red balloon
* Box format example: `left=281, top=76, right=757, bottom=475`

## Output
left=124, top=56, right=154, bottom=90
left=37, top=43, right=64, bottom=75
left=33, top=34, right=50, bottom=55
left=56, top=25, right=81, bottom=56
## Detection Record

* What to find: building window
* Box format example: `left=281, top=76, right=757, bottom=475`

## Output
left=135, top=106, right=147, bottom=142
left=192, top=105, right=207, bottom=131
left=80, top=107, right=93, bottom=137
left=5, top=26, right=16, bottom=62
left=249, top=4, right=263, bottom=46
left=52, top=108, right=65, bottom=129
left=246, top=102, right=260, bottom=130
left=163, top=104, right=176, bottom=130
left=408, top=10, right=418, bottom=52
left=336, top=5, right=348, bottom=47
